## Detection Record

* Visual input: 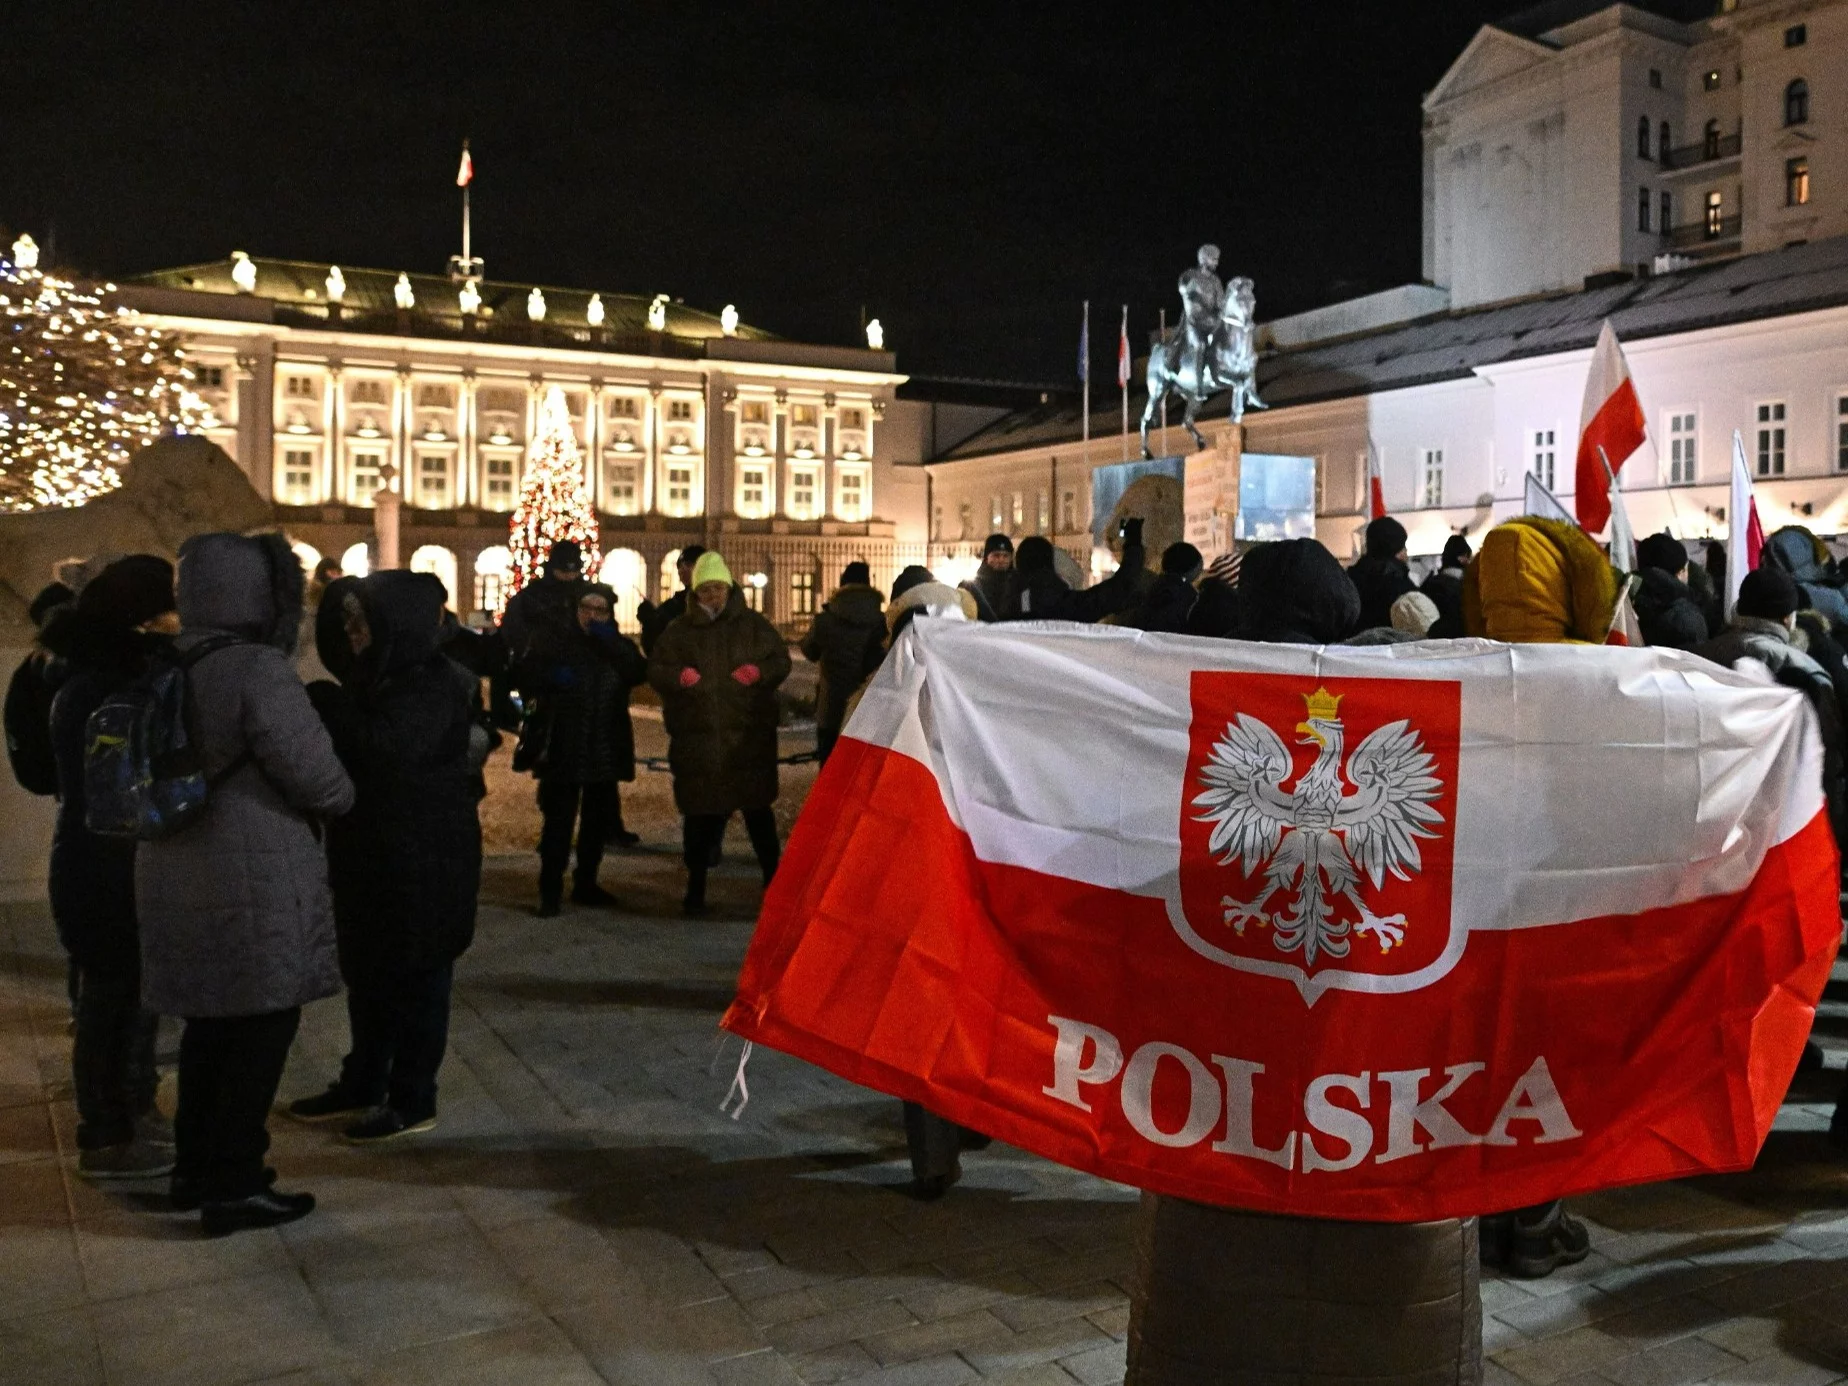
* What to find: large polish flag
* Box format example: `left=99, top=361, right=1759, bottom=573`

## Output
left=725, top=622, right=1841, bottom=1221
left=1575, top=321, right=1648, bottom=535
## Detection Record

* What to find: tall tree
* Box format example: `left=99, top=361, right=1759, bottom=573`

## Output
left=507, top=386, right=600, bottom=591
left=1, top=235, right=209, bottom=512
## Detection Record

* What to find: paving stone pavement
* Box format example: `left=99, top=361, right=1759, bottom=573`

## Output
left=2, top=839, right=1848, bottom=1386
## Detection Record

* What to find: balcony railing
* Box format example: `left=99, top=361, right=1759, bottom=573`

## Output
left=1661, top=131, right=1742, bottom=170
left=1665, top=214, right=1742, bottom=248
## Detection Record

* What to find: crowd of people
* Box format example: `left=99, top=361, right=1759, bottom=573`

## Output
left=6, top=511, right=1847, bottom=1258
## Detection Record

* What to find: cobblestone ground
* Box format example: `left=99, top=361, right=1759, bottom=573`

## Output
left=2, top=736, right=1847, bottom=1384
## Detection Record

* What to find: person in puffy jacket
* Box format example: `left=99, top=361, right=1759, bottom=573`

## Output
left=136, top=532, right=354, bottom=1236
left=800, top=562, right=886, bottom=762
left=648, top=552, right=791, bottom=914
left=1761, top=526, right=1848, bottom=628
left=44, top=557, right=177, bottom=1180
left=288, top=571, right=484, bottom=1143
left=1462, top=517, right=1616, bottom=644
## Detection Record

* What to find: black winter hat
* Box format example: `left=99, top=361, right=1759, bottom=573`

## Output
left=76, top=555, right=176, bottom=629
left=1014, top=536, right=1055, bottom=574
left=891, top=565, right=934, bottom=600
left=1365, top=516, right=1409, bottom=558
left=1441, top=534, right=1473, bottom=568
left=841, top=561, right=871, bottom=586
left=677, top=544, right=707, bottom=570
left=1636, top=532, right=1689, bottom=575
left=983, top=533, right=1014, bottom=556
left=1238, top=539, right=1361, bottom=645
left=547, top=541, right=583, bottom=572
left=1162, top=542, right=1204, bottom=578
left=1738, top=566, right=1800, bottom=622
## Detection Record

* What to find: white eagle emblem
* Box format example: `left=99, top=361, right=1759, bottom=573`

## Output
left=1192, top=687, right=1444, bottom=965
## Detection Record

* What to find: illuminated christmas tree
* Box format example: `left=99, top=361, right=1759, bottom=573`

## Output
left=508, top=385, right=600, bottom=591
left=0, top=234, right=212, bottom=512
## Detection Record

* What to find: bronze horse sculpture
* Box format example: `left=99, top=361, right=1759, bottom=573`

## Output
left=1139, top=275, right=1266, bottom=459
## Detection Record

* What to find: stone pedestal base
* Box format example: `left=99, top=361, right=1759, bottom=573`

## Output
left=1184, top=426, right=1242, bottom=562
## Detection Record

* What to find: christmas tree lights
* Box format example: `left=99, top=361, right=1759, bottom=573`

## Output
left=507, top=386, right=600, bottom=591
left=1, top=240, right=213, bottom=512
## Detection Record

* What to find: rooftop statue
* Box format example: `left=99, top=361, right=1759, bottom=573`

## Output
left=1141, top=245, right=1266, bottom=457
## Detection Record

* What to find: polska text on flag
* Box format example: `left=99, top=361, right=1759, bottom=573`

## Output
left=726, top=623, right=1840, bottom=1221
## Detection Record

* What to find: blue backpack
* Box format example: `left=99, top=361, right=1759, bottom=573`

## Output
left=83, top=635, right=247, bottom=840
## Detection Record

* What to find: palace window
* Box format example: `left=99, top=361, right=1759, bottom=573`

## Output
left=1530, top=430, right=1556, bottom=491
left=416, top=383, right=455, bottom=410
left=1060, top=490, right=1076, bottom=533
left=840, top=407, right=865, bottom=430
left=1667, top=412, right=1697, bottom=484
left=791, top=403, right=818, bottom=427
left=607, top=395, right=639, bottom=419
left=740, top=400, right=769, bottom=425
left=1649, top=68, right=1662, bottom=89
left=989, top=494, right=1004, bottom=530
left=1837, top=397, right=1848, bottom=473
left=483, top=455, right=516, bottom=511
left=1706, top=190, right=1725, bottom=235
left=1421, top=448, right=1445, bottom=508
left=791, top=571, right=816, bottom=618
left=605, top=461, right=639, bottom=515
left=1638, top=186, right=1653, bottom=231
left=664, top=463, right=694, bottom=516
left=196, top=365, right=226, bottom=389
left=667, top=398, right=694, bottom=422
left=1703, top=118, right=1721, bottom=159
left=1660, top=190, right=1672, bottom=232
left=349, top=450, right=382, bottom=506
left=1658, top=122, right=1670, bottom=164
left=1010, top=493, right=1024, bottom=529
left=790, top=465, right=819, bottom=519
left=280, top=448, right=315, bottom=504
left=416, top=452, right=451, bottom=506
left=739, top=464, right=770, bottom=518
left=1787, top=156, right=1811, bottom=206
left=1786, top=79, right=1809, bottom=126
left=933, top=505, right=943, bottom=540
left=1037, top=490, right=1050, bottom=533
left=284, top=375, right=317, bottom=400
left=960, top=501, right=973, bottom=538
left=350, top=379, right=388, bottom=406
left=1756, top=402, right=1786, bottom=477
left=1637, top=116, right=1652, bottom=159
left=836, top=468, right=867, bottom=521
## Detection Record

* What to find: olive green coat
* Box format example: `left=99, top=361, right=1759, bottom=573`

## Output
left=647, top=589, right=791, bottom=815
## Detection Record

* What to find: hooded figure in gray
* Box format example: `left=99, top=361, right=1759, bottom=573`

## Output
left=136, top=533, right=355, bottom=1019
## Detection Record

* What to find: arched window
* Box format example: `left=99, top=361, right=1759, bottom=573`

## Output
left=1637, top=115, right=1652, bottom=158
left=289, top=540, right=322, bottom=580
left=1703, top=118, right=1721, bottom=158
left=1658, top=121, right=1671, bottom=165
left=408, top=544, right=458, bottom=608
left=1786, top=78, right=1809, bottom=126
left=339, top=541, right=372, bottom=578
left=661, top=549, right=686, bottom=603
left=597, top=548, right=647, bottom=632
left=473, top=545, right=512, bottom=618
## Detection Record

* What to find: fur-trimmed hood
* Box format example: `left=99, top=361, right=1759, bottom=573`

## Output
left=176, top=531, right=305, bottom=652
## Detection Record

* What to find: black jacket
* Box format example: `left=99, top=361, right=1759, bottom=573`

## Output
left=519, top=615, right=648, bottom=784
left=640, top=589, right=690, bottom=655
left=801, top=585, right=887, bottom=734
left=1347, top=553, right=1417, bottom=632
left=1126, top=573, right=1201, bottom=634
left=315, top=572, right=483, bottom=979
left=1632, top=568, right=1709, bottom=650
left=1240, top=540, right=1361, bottom=645
left=1002, top=541, right=1146, bottom=624
left=501, top=573, right=583, bottom=665
left=45, top=617, right=162, bottom=973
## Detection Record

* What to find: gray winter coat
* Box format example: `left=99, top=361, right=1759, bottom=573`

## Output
left=137, top=534, right=355, bottom=1018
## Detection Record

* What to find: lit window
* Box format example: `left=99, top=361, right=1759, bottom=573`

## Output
left=790, top=465, right=819, bottom=519
left=1638, top=186, right=1653, bottom=231
left=960, top=501, right=973, bottom=538
left=989, top=494, right=1003, bottom=530
left=1756, top=402, right=1786, bottom=477
left=1668, top=413, right=1697, bottom=484
left=836, top=469, right=867, bottom=521
left=418, top=452, right=450, bottom=505
left=740, top=400, right=769, bottom=425
left=1010, top=493, right=1024, bottom=528
left=665, top=464, right=694, bottom=516
left=1786, top=23, right=1807, bottom=47
left=349, top=450, right=382, bottom=506
left=350, top=379, right=387, bottom=406
left=791, top=403, right=819, bottom=427
left=1787, top=156, right=1811, bottom=205
left=1786, top=79, right=1809, bottom=126
left=1530, top=430, right=1556, bottom=491
left=1703, top=69, right=1721, bottom=91
left=1421, top=448, right=1445, bottom=508
left=281, top=448, right=315, bottom=503
left=606, top=461, right=639, bottom=515
left=483, top=455, right=516, bottom=511
left=284, top=376, right=316, bottom=399
left=667, top=398, right=694, bottom=421
left=1702, top=118, right=1721, bottom=159
left=1706, top=190, right=1725, bottom=235
left=790, top=571, right=816, bottom=618
left=840, top=407, right=866, bottom=430
left=1837, top=398, right=1848, bottom=473
left=740, top=464, right=769, bottom=517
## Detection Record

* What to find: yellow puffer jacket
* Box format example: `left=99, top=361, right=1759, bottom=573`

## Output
left=1462, top=516, right=1617, bottom=644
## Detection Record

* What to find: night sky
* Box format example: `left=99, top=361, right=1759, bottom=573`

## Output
left=4, top=1, right=1524, bottom=382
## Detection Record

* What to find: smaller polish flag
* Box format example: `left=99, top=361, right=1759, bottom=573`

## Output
left=1117, top=307, right=1131, bottom=389
left=456, top=143, right=474, bottom=188
left=1366, top=443, right=1387, bottom=520
left=1727, top=431, right=1766, bottom=618
left=1574, top=321, right=1647, bottom=535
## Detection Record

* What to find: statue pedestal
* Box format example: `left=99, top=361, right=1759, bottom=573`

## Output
left=1183, top=426, right=1242, bottom=561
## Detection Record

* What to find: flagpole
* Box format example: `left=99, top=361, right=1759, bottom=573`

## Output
left=1082, top=300, right=1090, bottom=469
left=1120, top=304, right=1129, bottom=463
left=461, top=139, right=471, bottom=266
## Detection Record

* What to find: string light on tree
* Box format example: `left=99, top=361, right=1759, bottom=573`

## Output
left=1, top=238, right=213, bottom=512
left=506, top=386, right=599, bottom=592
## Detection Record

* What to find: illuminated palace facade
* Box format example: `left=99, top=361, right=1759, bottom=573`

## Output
left=118, top=257, right=934, bottom=632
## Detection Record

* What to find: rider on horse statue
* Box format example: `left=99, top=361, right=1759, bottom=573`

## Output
left=1178, top=245, right=1227, bottom=389
left=1141, top=243, right=1266, bottom=458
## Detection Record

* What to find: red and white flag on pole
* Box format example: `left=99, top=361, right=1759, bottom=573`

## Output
left=726, top=623, right=1840, bottom=1221
left=1367, top=443, right=1387, bottom=520
left=1727, top=430, right=1766, bottom=618
left=1116, top=307, right=1131, bottom=390
left=456, top=143, right=474, bottom=188
left=1575, top=321, right=1647, bottom=535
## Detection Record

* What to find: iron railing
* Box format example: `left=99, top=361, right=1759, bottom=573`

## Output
left=1666, top=214, right=1742, bottom=248
left=1661, top=131, right=1742, bottom=170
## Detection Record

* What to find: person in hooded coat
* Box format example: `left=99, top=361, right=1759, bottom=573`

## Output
left=1124, top=543, right=1204, bottom=633
left=1002, top=522, right=1146, bottom=623
left=959, top=534, right=1014, bottom=622
left=288, top=571, right=484, bottom=1142
left=1420, top=534, right=1471, bottom=637
left=1462, top=517, right=1617, bottom=645
left=45, top=557, right=178, bottom=1179
left=800, top=561, right=887, bottom=762
left=500, top=540, right=586, bottom=664
left=136, top=532, right=354, bottom=1236
left=1761, top=526, right=1848, bottom=628
left=648, top=552, right=792, bottom=914
left=1236, top=538, right=1361, bottom=644
left=517, top=582, right=649, bottom=915
left=1347, top=516, right=1418, bottom=631
left=1632, top=532, right=1710, bottom=651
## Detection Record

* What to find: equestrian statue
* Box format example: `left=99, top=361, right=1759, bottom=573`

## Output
left=1140, top=244, right=1266, bottom=459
